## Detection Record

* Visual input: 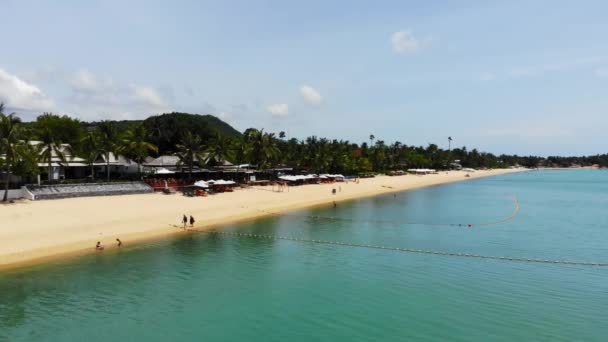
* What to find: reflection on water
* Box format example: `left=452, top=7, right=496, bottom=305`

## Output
left=1, top=170, right=608, bottom=341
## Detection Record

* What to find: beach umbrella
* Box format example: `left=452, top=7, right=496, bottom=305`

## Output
left=156, top=168, right=175, bottom=174
left=214, top=180, right=236, bottom=185
left=193, top=180, right=209, bottom=188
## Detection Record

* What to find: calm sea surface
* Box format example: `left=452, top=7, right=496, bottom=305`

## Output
left=1, top=170, right=607, bottom=341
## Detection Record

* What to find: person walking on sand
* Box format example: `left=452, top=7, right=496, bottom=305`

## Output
left=116, top=238, right=122, bottom=247
left=96, top=241, right=104, bottom=250
left=190, top=215, right=195, bottom=227
left=182, top=214, right=188, bottom=229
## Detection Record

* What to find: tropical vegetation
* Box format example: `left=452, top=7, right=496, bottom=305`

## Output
left=2, top=105, right=608, bottom=199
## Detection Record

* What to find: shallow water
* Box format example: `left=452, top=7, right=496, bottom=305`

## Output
left=1, top=170, right=607, bottom=341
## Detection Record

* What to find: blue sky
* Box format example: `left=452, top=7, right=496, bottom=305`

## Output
left=1, top=0, right=607, bottom=156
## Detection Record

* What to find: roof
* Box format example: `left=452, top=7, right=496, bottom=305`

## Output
left=144, top=154, right=234, bottom=167
left=38, top=162, right=88, bottom=167
left=29, top=141, right=80, bottom=161
left=97, top=152, right=135, bottom=165
left=144, top=155, right=181, bottom=167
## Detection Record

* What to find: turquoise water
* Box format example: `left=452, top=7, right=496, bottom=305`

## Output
left=1, top=170, right=608, bottom=341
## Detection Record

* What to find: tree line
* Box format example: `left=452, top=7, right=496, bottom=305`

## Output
left=2, top=105, right=607, bottom=201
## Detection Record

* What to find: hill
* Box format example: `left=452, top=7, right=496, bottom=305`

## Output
left=82, top=112, right=242, bottom=154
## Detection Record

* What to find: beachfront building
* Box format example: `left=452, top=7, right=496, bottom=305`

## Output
left=30, top=141, right=88, bottom=181
left=143, top=154, right=235, bottom=174
left=449, top=160, right=463, bottom=170
left=94, top=152, right=140, bottom=177
left=143, top=155, right=183, bottom=172
left=24, top=142, right=140, bottom=182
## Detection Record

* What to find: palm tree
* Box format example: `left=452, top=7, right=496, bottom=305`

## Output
left=12, top=142, right=42, bottom=181
left=247, top=130, right=279, bottom=169
left=232, top=137, right=250, bottom=165
left=81, top=131, right=101, bottom=181
left=36, top=115, right=68, bottom=183
left=0, top=104, right=22, bottom=202
left=122, top=124, right=158, bottom=178
left=206, top=133, right=234, bottom=167
left=97, top=121, right=120, bottom=182
left=448, top=136, right=453, bottom=151
left=369, top=134, right=375, bottom=146
left=176, top=131, right=206, bottom=180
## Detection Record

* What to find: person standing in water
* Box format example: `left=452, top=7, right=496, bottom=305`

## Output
left=189, top=215, right=195, bottom=227
left=182, top=214, right=188, bottom=229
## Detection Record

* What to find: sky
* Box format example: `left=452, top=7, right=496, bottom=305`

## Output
left=1, top=0, right=607, bottom=156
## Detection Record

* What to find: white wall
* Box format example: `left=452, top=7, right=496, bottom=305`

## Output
left=0, top=189, right=25, bottom=200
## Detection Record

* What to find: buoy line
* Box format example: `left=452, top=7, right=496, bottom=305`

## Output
left=260, top=195, right=520, bottom=228
left=185, top=229, right=608, bottom=267
left=178, top=195, right=605, bottom=267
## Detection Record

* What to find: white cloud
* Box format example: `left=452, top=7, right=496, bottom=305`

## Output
left=300, top=85, right=322, bottom=105
left=267, top=103, right=289, bottom=117
left=130, top=84, right=166, bottom=107
left=65, top=69, right=170, bottom=120
left=0, top=68, right=55, bottom=111
left=391, top=30, right=420, bottom=55
left=595, top=67, right=608, bottom=77
left=70, top=69, right=102, bottom=92
left=479, top=72, right=497, bottom=81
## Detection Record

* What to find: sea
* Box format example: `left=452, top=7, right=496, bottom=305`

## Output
left=1, top=170, right=607, bottom=341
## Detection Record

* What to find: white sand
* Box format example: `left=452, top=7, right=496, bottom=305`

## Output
left=0, top=169, right=525, bottom=269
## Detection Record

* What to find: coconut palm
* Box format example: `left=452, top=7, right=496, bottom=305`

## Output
left=245, top=129, right=280, bottom=169
left=0, top=104, right=22, bottom=202
left=176, top=131, right=206, bottom=180
left=81, top=131, right=102, bottom=180
left=36, top=114, right=68, bottom=182
left=12, top=142, right=42, bottom=181
left=206, top=133, right=234, bottom=167
left=122, top=124, right=158, bottom=177
left=97, top=121, right=120, bottom=182
left=232, top=137, right=250, bottom=165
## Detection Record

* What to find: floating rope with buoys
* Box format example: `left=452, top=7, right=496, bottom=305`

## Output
left=184, top=230, right=608, bottom=267
left=260, top=195, right=520, bottom=228
left=174, top=195, right=605, bottom=267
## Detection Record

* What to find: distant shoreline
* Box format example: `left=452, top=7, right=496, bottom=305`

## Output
left=0, top=169, right=527, bottom=271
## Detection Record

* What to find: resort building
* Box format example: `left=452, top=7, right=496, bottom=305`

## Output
left=94, top=152, right=140, bottom=177
left=143, top=154, right=235, bottom=173
left=30, top=141, right=88, bottom=180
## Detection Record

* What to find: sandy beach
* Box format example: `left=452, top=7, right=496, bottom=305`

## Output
left=0, top=169, right=525, bottom=270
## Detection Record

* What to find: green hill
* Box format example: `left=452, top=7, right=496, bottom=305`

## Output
left=82, top=112, right=241, bottom=154
left=142, top=112, right=241, bottom=153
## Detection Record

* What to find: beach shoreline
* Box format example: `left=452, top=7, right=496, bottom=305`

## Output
left=0, top=169, right=527, bottom=271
